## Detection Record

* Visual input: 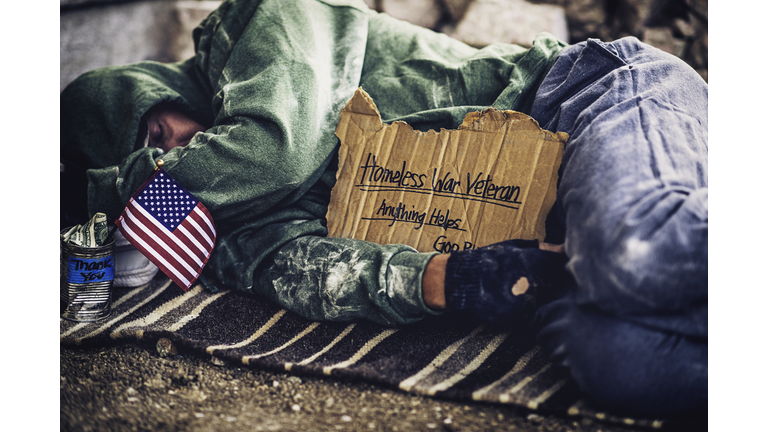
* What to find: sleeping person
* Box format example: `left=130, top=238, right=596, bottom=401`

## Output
left=61, top=0, right=707, bottom=417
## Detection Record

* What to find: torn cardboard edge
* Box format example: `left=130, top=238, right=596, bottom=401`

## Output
left=327, top=87, right=568, bottom=254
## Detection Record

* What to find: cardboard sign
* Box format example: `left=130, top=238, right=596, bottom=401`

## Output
left=327, top=88, right=567, bottom=254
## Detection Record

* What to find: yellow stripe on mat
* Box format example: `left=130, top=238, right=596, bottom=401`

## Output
left=60, top=282, right=151, bottom=341
left=205, top=309, right=287, bottom=354
left=424, top=331, right=510, bottom=395
left=285, top=324, right=356, bottom=371
left=322, top=328, right=399, bottom=375
left=526, top=378, right=569, bottom=409
left=498, top=364, right=552, bottom=403
left=73, top=278, right=174, bottom=344
left=399, top=325, right=486, bottom=392
left=167, top=290, right=230, bottom=332
left=243, top=322, right=321, bottom=364
left=472, top=345, right=541, bottom=400
left=110, top=284, right=205, bottom=339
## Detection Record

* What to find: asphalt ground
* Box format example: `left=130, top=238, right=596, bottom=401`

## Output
left=60, top=341, right=673, bottom=432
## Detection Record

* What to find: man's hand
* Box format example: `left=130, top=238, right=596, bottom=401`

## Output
left=421, top=241, right=565, bottom=311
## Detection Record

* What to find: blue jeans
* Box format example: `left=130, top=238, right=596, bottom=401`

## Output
left=529, top=37, right=708, bottom=416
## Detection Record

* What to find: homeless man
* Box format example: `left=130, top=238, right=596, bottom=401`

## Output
left=60, top=0, right=707, bottom=418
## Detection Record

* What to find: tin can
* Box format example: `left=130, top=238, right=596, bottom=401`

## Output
left=60, top=228, right=116, bottom=321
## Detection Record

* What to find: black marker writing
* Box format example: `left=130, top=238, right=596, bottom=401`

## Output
left=432, top=236, right=475, bottom=253
left=466, top=172, right=521, bottom=203
left=359, top=153, right=426, bottom=188
left=376, top=198, right=426, bottom=229
left=71, top=258, right=113, bottom=271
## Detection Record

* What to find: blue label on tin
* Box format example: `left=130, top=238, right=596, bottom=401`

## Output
left=66, top=256, right=115, bottom=284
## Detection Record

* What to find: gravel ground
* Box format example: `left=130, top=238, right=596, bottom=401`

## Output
left=60, top=342, right=672, bottom=432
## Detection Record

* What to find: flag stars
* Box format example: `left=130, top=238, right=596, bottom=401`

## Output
left=135, top=171, right=202, bottom=232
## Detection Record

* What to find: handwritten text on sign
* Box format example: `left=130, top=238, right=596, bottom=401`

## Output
left=326, top=88, right=567, bottom=254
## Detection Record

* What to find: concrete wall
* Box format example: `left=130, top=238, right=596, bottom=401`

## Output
left=60, top=0, right=572, bottom=91
left=60, top=0, right=222, bottom=91
left=61, top=0, right=706, bottom=92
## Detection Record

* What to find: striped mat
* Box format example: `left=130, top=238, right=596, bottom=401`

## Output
left=60, top=274, right=665, bottom=429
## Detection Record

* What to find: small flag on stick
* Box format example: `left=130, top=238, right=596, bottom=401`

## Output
left=116, top=162, right=216, bottom=291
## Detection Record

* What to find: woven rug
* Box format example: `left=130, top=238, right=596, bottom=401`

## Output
left=61, top=274, right=668, bottom=429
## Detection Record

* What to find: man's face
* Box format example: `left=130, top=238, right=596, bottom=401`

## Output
left=145, top=104, right=207, bottom=152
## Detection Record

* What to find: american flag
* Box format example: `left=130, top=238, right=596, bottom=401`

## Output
left=116, top=168, right=216, bottom=291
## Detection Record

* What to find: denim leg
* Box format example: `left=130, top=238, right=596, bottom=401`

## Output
left=530, top=37, right=708, bottom=338
left=536, top=290, right=708, bottom=416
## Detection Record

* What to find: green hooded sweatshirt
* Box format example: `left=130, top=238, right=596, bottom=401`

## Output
left=60, top=0, right=566, bottom=310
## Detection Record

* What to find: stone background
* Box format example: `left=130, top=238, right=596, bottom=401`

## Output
left=60, top=0, right=707, bottom=91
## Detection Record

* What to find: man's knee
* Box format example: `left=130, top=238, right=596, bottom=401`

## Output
left=565, top=186, right=708, bottom=319
left=536, top=297, right=707, bottom=417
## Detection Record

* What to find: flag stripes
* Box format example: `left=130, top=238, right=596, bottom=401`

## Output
left=131, top=201, right=205, bottom=266
left=116, top=168, right=216, bottom=291
left=119, top=206, right=194, bottom=288
left=190, top=207, right=215, bottom=246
